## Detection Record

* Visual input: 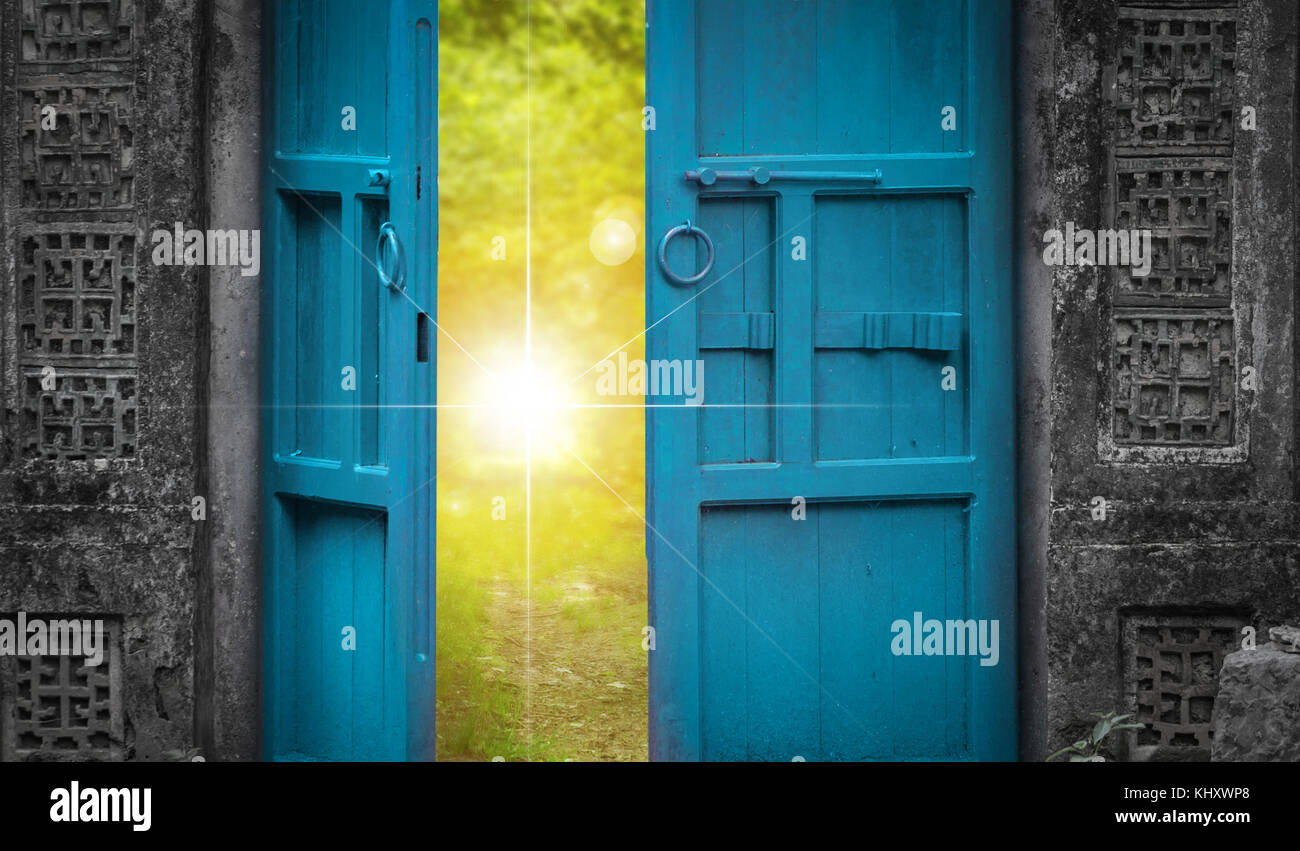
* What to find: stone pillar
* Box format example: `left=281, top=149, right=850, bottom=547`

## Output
left=0, top=0, right=205, bottom=760
left=199, top=0, right=262, bottom=763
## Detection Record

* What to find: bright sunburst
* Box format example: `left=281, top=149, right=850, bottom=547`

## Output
left=475, top=358, right=574, bottom=459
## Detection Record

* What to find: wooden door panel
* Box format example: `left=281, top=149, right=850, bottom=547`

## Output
left=264, top=0, right=437, bottom=762
left=648, top=0, right=1014, bottom=761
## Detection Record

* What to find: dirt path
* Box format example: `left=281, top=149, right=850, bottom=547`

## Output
left=485, top=576, right=647, bottom=762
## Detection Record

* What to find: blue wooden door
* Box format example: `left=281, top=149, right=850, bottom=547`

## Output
left=647, top=0, right=1015, bottom=761
left=263, top=0, right=437, bottom=761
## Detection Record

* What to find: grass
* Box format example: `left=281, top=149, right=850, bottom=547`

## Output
left=435, top=417, right=649, bottom=762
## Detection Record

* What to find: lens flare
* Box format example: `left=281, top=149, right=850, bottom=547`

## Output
left=589, top=218, right=637, bottom=266
left=476, top=360, right=573, bottom=458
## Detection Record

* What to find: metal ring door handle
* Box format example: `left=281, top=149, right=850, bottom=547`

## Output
left=377, top=221, right=406, bottom=292
left=658, top=220, right=714, bottom=286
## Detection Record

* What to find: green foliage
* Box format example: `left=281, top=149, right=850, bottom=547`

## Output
left=436, top=0, right=647, bottom=761
left=1046, top=712, right=1146, bottom=762
left=439, top=0, right=645, bottom=413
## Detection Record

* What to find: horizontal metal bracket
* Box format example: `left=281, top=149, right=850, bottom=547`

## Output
left=814, top=311, right=963, bottom=351
left=685, top=166, right=883, bottom=186
left=699, top=312, right=776, bottom=350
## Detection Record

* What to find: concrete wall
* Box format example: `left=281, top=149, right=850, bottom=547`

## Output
left=1, top=0, right=1296, bottom=763
left=1019, top=0, right=1300, bottom=761
left=0, top=0, right=261, bottom=762
left=199, top=0, right=262, bottom=763
left=0, top=0, right=206, bottom=760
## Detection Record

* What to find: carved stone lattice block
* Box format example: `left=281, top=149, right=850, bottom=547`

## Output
left=18, top=0, right=134, bottom=67
left=18, top=228, right=136, bottom=360
left=21, top=370, right=137, bottom=460
left=1113, top=312, right=1234, bottom=445
left=1114, top=9, right=1235, bottom=155
left=19, top=84, right=134, bottom=211
left=1112, top=158, right=1231, bottom=306
left=0, top=618, right=123, bottom=760
left=12, top=1, right=140, bottom=466
left=1122, top=613, right=1245, bottom=759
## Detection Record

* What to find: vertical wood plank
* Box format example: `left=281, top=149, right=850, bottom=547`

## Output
left=816, top=0, right=889, bottom=154
left=698, top=198, right=746, bottom=463
left=779, top=190, right=814, bottom=462
left=745, top=0, right=816, bottom=154
left=699, top=507, right=749, bottom=760
left=818, top=501, right=891, bottom=758
left=744, top=503, right=819, bottom=760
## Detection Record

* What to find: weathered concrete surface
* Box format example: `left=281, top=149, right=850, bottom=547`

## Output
left=200, top=0, right=262, bottom=763
left=1016, top=0, right=1056, bottom=763
left=0, top=0, right=206, bottom=760
left=0, top=0, right=262, bottom=761
left=1035, top=0, right=1300, bottom=761
left=1212, top=644, right=1300, bottom=761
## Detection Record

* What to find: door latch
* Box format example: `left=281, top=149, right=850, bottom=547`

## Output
left=685, top=166, right=883, bottom=186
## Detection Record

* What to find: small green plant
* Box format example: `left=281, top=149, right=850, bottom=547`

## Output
left=1046, top=711, right=1145, bottom=762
